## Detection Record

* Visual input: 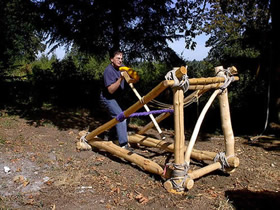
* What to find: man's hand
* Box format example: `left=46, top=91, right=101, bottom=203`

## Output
left=119, top=66, right=140, bottom=82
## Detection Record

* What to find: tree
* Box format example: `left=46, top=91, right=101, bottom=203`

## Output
left=35, top=0, right=207, bottom=64
left=195, top=0, right=279, bottom=130
left=0, top=0, right=44, bottom=73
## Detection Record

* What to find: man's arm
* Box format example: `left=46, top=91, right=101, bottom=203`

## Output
left=107, top=76, right=123, bottom=94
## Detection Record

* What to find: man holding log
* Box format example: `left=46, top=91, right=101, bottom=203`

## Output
left=99, top=49, right=131, bottom=150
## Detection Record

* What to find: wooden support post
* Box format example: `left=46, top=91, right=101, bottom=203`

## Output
left=163, top=66, right=188, bottom=192
left=173, top=87, right=185, bottom=165
left=215, top=66, right=237, bottom=173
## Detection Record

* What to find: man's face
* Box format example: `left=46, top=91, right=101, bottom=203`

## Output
left=111, top=53, right=123, bottom=68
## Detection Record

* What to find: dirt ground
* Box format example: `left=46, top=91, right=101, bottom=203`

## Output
left=0, top=110, right=280, bottom=210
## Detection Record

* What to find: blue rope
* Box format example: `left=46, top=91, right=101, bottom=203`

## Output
left=116, top=109, right=174, bottom=122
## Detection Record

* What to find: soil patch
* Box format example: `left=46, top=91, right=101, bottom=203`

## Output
left=0, top=113, right=280, bottom=209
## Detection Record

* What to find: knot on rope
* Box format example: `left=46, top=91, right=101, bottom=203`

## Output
left=214, top=152, right=230, bottom=170
left=167, top=162, right=189, bottom=192
left=116, top=112, right=126, bottom=122
left=165, top=68, right=189, bottom=93
left=77, top=132, right=92, bottom=150
left=216, top=67, right=235, bottom=92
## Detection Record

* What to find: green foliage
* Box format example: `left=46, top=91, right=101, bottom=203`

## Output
left=32, top=54, right=58, bottom=71
left=34, top=0, right=192, bottom=65
left=200, top=0, right=272, bottom=69
left=186, top=60, right=214, bottom=78
left=65, top=48, right=110, bottom=80
left=0, top=0, right=44, bottom=73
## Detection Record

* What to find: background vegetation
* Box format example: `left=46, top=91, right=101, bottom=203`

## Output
left=0, top=0, right=279, bottom=136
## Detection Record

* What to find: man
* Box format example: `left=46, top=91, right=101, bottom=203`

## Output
left=99, top=50, right=130, bottom=149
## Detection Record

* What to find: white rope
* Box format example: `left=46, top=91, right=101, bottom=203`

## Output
left=165, top=68, right=189, bottom=93
left=167, top=162, right=189, bottom=192
left=78, top=132, right=92, bottom=150
left=213, top=152, right=234, bottom=170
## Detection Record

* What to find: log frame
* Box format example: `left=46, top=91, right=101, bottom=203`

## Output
left=81, top=65, right=239, bottom=193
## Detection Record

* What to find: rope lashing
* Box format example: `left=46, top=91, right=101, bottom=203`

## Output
left=80, top=132, right=90, bottom=143
left=78, top=132, right=92, bottom=150
left=165, top=68, right=189, bottom=93
left=216, top=67, right=235, bottom=92
left=168, top=162, right=189, bottom=192
left=214, top=152, right=231, bottom=170
left=116, top=109, right=174, bottom=122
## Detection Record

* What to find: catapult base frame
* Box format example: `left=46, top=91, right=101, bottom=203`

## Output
left=82, top=66, right=240, bottom=193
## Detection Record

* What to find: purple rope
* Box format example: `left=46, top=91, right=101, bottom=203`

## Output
left=116, top=109, right=174, bottom=122
left=116, top=112, right=126, bottom=122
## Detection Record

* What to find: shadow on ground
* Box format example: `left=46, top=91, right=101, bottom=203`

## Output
left=225, top=189, right=280, bottom=210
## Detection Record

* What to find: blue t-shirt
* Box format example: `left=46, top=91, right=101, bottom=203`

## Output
left=102, top=64, right=125, bottom=99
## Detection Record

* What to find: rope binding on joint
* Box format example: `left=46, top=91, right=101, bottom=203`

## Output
left=165, top=67, right=189, bottom=93
left=214, top=152, right=232, bottom=170
left=165, top=162, right=189, bottom=192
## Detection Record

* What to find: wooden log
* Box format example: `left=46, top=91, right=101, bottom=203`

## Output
left=86, top=66, right=187, bottom=142
left=161, top=76, right=239, bottom=88
left=163, top=178, right=194, bottom=192
left=188, top=162, right=222, bottom=180
left=86, top=80, right=174, bottom=141
left=128, top=134, right=174, bottom=152
left=173, top=87, right=185, bottom=165
left=137, top=90, right=208, bottom=135
left=186, top=159, right=239, bottom=181
left=88, top=137, right=164, bottom=176
left=188, top=83, right=223, bottom=90
left=164, top=66, right=187, bottom=192
left=215, top=66, right=235, bottom=157
left=128, top=134, right=239, bottom=168
left=188, top=76, right=239, bottom=85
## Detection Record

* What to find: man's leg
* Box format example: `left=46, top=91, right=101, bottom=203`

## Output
left=100, top=96, right=128, bottom=146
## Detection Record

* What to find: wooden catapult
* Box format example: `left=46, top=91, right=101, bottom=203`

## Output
left=78, top=65, right=240, bottom=193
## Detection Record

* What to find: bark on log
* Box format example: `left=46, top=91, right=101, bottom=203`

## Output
left=88, top=138, right=164, bottom=176
left=188, top=162, right=222, bottom=180
left=188, top=76, right=239, bottom=85
left=128, top=134, right=239, bottom=168
left=163, top=178, right=194, bottom=192
left=215, top=66, right=235, bottom=157
left=173, top=87, right=185, bottom=164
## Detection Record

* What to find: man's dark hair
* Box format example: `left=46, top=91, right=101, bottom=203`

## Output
left=109, top=49, right=123, bottom=59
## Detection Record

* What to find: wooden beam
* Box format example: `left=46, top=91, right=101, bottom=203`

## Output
left=86, top=67, right=187, bottom=141
left=86, top=80, right=173, bottom=141
left=128, top=134, right=239, bottom=168
left=137, top=90, right=208, bottom=135
left=88, top=137, right=164, bottom=176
